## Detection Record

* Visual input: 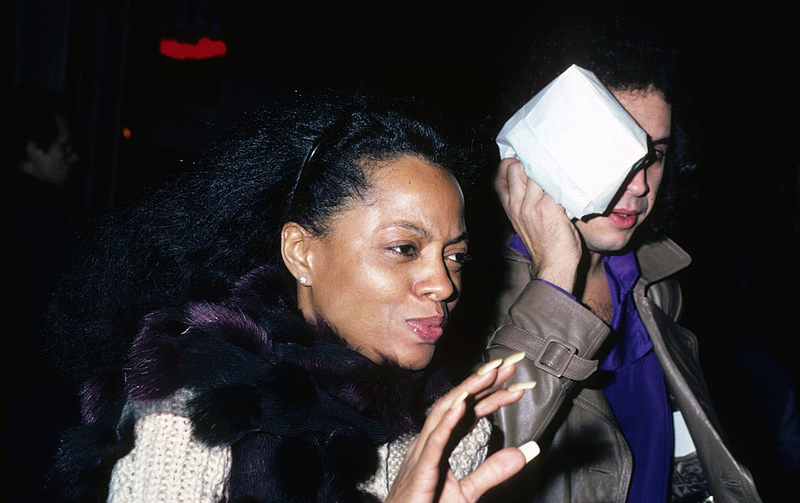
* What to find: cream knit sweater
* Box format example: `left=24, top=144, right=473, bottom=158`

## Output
left=108, top=390, right=491, bottom=502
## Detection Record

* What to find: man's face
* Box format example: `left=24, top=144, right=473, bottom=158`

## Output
left=31, top=116, right=78, bottom=186
left=574, top=87, right=672, bottom=253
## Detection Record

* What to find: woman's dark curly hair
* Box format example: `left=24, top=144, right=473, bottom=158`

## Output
left=45, top=89, right=481, bottom=388
left=500, top=16, right=698, bottom=242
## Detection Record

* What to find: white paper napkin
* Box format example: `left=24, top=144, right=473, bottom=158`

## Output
left=496, top=64, right=649, bottom=219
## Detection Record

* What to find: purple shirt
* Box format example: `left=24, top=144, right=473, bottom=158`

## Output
left=509, top=235, right=673, bottom=502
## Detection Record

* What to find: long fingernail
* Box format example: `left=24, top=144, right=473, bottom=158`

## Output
left=507, top=381, right=537, bottom=392
left=500, top=351, right=526, bottom=368
left=519, top=440, right=540, bottom=463
left=450, top=391, right=469, bottom=410
left=477, top=359, right=503, bottom=375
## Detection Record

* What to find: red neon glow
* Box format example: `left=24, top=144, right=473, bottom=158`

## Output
left=160, top=37, right=227, bottom=60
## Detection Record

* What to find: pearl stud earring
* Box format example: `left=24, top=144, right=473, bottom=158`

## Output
left=298, top=276, right=308, bottom=285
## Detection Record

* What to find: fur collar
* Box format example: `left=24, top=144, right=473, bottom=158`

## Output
left=54, top=265, right=449, bottom=501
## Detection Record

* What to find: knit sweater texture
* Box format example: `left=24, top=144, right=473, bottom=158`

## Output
left=107, top=390, right=491, bottom=502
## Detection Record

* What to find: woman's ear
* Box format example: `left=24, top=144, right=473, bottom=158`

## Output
left=281, top=222, right=314, bottom=286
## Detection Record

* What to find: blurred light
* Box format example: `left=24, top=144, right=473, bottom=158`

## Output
left=122, top=127, right=132, bottom=139
left=160, top=37, right=227, bottom=60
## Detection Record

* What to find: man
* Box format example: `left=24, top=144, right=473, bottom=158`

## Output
left=484, top=19, right=761, bottom=502
left=7, top=89, right=83, bottom=355
left=5, top=89, right=83, bottom=501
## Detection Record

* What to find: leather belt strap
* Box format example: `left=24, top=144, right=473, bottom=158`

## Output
left=491, top=331, right=599, bottom=380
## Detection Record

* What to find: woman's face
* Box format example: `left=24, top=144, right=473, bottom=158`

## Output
left=294, top=155, right=468, bottom=370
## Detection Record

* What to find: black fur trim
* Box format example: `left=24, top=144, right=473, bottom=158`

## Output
left=125, top=312, right=186, bottom=401
left=184, top=302, right=274, bottom=357
left=79, top=368, right=124, bottom=424
left=54, top=264, right=449, bottom=501
left=48, top=418, right=135, bottom=502
left=190, top=384, right=262, bottom=445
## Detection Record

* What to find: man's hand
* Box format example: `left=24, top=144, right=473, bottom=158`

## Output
left=494, top=158, right=582, bottom=292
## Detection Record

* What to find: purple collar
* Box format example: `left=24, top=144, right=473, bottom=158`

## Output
left=599, top=252, right=652, bottom=371
left=509, top=234, right=652, bottom=370
left=508, top=234, right=529, bottom=257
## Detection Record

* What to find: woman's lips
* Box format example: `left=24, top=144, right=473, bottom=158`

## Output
left=406, top=317, right=444, bottom=344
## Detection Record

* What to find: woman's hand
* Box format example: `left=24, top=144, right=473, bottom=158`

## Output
left=385, top=355, right=539, bottom=503
left=494, top=158, right=582, bottom=293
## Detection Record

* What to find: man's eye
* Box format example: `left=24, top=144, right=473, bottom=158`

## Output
left=447, top=252, right=472, bottom=265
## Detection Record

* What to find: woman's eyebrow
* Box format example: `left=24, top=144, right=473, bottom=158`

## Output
left=388, top=223, right=468, bottom=245
left=446, top=232, right=469, bottom=247
left=390, top=222, right=428, bottom=237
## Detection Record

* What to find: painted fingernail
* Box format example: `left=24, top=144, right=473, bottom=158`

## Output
left=519, top=440, right=540, bottom=463
left=450, top=391, right=469, bottom=409
left=500, top=351, right=526, bottom=368
left=477, top=359, right=503, bottom=375
left=507, top=381, right=537, bottom=392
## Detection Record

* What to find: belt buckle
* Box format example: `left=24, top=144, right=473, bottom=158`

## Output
left=534, top=337, right=577, bottom=378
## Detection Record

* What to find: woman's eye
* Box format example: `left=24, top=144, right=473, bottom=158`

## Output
left=447, top=251, right=472, bottom=265
left=387, top=244, right=417, bottom=257
left=653, top=148, right=666, bottom=161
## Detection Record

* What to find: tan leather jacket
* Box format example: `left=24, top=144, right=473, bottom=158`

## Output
left=486, top=238, right=761, bottom=502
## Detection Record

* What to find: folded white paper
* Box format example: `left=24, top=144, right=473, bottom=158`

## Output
left=496, top=64, right=649, bottom=219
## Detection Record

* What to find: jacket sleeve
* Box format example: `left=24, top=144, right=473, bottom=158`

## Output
left=486, top=278, right=611, bottom=448
left=108, top=412, right=231, bottom=502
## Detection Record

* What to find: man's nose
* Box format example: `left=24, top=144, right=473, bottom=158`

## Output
left=626, top=167, right=649, bottom=197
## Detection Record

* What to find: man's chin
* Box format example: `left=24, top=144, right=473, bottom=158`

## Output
left=585, top=235, right=634, bottom=255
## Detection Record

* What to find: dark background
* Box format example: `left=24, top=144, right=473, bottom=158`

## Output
left=6, top=0, right=799, bottom=501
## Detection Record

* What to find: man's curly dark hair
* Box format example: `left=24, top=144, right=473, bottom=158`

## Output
left=499, top=16, right=698, bottom=242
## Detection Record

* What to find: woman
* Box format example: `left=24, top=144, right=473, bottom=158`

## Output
left=48, top=90, right=538, bottom=501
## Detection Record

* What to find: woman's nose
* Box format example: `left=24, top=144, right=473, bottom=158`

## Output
left=414, top=260, right=456, bottom=302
